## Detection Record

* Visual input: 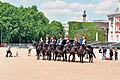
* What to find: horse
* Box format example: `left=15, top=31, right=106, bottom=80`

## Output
left=46, top=45, right=52, bottom=61
left=54, top=44, right=63, bottom=61
left=86, top=45, right=96, bottom=63
left=78, top=46, right=86, bottom=63
left=62, top=42, right=71, bottom=61
left=41, top=44, right=47, bottom=60
left=34, top=41, right=43, bottom=60
left=68, top=41, right=79, bottom=62
left=50, top=41, right=56, bottom=60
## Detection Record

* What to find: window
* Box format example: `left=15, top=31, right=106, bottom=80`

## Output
left=111, top=25, right=113, bottom=31
left=111, top=35, right=113, bottom=41
left=116, top=35, right=119, bottom=41
left=111, top=18, right=113, bottom=23
left=116, top=17, right=119, bottom=22
left=116, top=25, right=119, bottom=31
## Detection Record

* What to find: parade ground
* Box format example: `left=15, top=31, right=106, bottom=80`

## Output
left=0, top=47, right=120, bottom=80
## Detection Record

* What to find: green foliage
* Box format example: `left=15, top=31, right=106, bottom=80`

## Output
left=0, top=1, right=65, bottom=43
left=68, top=21, right=105, bottom=42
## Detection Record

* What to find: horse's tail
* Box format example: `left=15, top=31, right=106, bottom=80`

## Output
left=93, top=52, right=96, bottom=59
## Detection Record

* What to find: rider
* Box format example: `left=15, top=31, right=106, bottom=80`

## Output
left=50, top=36, right=56, bottom=49
left=51, top=36, right=56, bottom=44
left=65, top=35, right=70, bottom=47
left=57, top=36, right=63, bottom=46
left=82, top=34, right=87, bottom=49
left=82, top=34, right=88, bottom=59
left=73, top=34, right=79, bottom=46
left=45, top=35, right=50, bottom=46
left=39, top=37, right=44, bottom=48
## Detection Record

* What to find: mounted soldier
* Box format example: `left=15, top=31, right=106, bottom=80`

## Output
left=45, top=35, right=50, bottom=46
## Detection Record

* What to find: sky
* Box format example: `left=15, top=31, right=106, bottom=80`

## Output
left=1, top=0, right=119, bottom=23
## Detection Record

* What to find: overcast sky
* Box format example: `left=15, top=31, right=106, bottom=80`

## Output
left=1, top=0, right=119, bottom=23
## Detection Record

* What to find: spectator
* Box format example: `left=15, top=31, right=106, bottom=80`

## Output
left=114, top=47, right=118, bottom=60
left=98, top=46, right=102, bottom=59
left=109, top=48, right=113, bottom=60
left=28, top=45, right=33, bottom=56
left=6, top=46, right=13, bottom=57
left=102, top=47, right=107, bottom=60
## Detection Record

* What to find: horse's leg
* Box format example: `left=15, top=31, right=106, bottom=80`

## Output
left=65, top=53, right=67, bottom=61
left=54, top=53, right=57, bottom=61
left=49, top=52, right=51, bottom=61
left=43, top=52, right=46, bottom=60
left=52, top=51, right=55, bottom=60
left=72, top=54, right=75, bottom=62
left=89, top=54, right=91, bottom=62
left=79, top=54, right=81, bottom=63
left=69, top=53, right=71, bottom=62
left=91, top=54, right=93, bottom=63
left=46, top=52, right=48, bottom=60
left=61, top=52, right=65, bottom=61
left=90, top=54, right=93, bottom=63
left=82, top=54, right=84, bottom=63
left=37, top=51, right=40, bottom=60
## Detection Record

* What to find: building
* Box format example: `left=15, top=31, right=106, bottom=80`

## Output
left=82, top=11, right=87, bottom=22
left=107, top=0, right=120, bottom=42
left=62, top=23, right=69, bottom=38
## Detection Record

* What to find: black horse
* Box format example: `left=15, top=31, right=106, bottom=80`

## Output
left=68, top=41, right=79, bottom=62
left=46, top=45, right=52, bottom=61
left=62, top=42, right=71, bottom=61
left=50, top=41, right=56, bottom=60
left=86, top=45, right=96, bottom=63
left=53, top=44, right=64, bottom=61
left=78, top=46, right=86, bottom=63
left=34, top=41, right=43, bottom=60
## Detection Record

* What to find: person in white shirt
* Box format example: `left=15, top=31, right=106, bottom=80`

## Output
left=28, top=45, right=33, bottom=56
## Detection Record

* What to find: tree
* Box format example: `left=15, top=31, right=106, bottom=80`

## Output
left=0, top=1, right=65, bottom=43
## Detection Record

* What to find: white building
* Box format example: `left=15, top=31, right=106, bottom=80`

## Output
left=107, top=0, right=120, bottom=42
left=62, top=23, right=69, bottom=35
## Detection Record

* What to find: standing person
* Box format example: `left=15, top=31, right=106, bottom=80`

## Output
left=114, top=47, right=118, bottom=60
left=102, top=47, right=107, bottom=60
left=98, top=46, right=102, bottom=59
left=109, top=48, right=113, bottom=60
left=28, top=45, right=33, bottom=56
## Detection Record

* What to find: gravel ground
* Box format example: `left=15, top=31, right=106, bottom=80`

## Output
left=0, top=47, right=120, bottom=80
